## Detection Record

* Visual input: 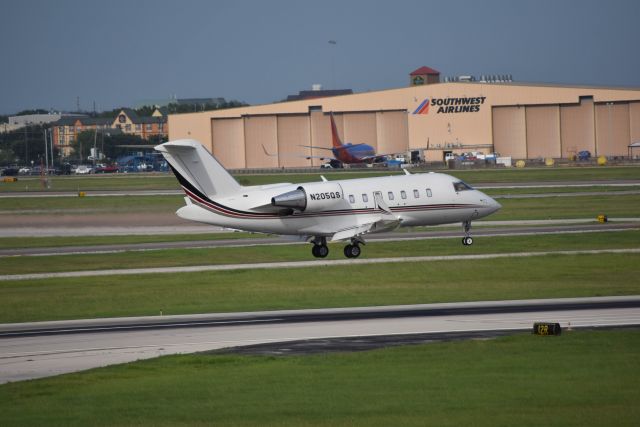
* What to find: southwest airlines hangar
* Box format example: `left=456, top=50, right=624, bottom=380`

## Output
left=168, top=67, right=640, bottom=168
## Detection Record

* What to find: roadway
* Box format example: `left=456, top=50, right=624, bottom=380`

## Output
left=1, top=296, right=639, bottom=384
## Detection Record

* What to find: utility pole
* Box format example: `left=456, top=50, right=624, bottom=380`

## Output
left=49, top=128, right=55, bottom=169
left=24, top=126, right=28, bottom=164
left=43, top=129, right=49, bottom=172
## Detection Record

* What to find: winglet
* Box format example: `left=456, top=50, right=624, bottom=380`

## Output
left=320, top=175, right=328, bottom=182
left=262, top=144, right=276, bottom=157
left=403, top=168, right=411, bottom=175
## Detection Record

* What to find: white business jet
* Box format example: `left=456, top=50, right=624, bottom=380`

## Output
left=155, top=139, right=501, bottom=258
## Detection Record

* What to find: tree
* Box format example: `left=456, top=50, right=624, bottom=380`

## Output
left=0, top=124, right=53, bottom=166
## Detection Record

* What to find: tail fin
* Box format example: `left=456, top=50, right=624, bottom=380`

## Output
left=330, top=113, right=344, bottom=149
left=155, top=139, right=241, bottom=198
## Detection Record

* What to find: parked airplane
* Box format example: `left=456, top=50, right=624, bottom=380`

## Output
left=263, top=113, right=400, bottom=166
left=156, top=139, right=501, bottom=258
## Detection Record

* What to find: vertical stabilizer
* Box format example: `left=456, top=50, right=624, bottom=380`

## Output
left=330, top=113, right=344, bottom=149
left=155, top=139, right=241, bottom=198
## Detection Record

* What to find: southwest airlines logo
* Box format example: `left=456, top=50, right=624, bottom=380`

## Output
left=413, top=98, right=430, bottom=115
left=413, top=96, right=487, bottom=114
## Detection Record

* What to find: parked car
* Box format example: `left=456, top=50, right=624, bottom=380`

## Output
left=94, top=165, right=119, bottom=174
left=1, top=167, right=19, bottom=176
left=578, top=150, right=591, bottom=161
left=55, top=163, right=72, bottom=175
left=75, top=165, right=93, bottom=174
left=18, top=167, right=31, bottom=175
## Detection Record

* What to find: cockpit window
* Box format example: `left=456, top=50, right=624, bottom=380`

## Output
left=453, top=181, right=473, bottom=192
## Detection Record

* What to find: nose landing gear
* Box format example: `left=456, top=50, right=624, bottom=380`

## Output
left=462, top=221, right=474, bottom=246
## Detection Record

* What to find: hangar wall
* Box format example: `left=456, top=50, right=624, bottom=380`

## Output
left=169, top=82, right=640, bottom=168
left=526, top=106, right=561, bottom=159
left=560, top=97, right=595, bottom=158
left=208, top=110, right=410, bottom=168
left=492, top=106, right=526, bottom=159
left=211, top=118, right=244, bottom=169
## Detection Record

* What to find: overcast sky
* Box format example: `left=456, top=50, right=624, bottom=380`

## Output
left=1, top=0, right=638, bottom=114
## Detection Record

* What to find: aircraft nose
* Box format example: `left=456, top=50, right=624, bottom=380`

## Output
left=486, top=196, right=501, bottom=213
left=479, top=193, right=501, bottom=215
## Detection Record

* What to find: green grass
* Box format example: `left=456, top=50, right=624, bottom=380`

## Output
left=484, top=185, right=640, bottom=196
left=1, top=329, right=638, bottom=426
left=2, top=191, right=640, bottom=223
left=489, top=194, right=640, bottom=220
left=1, top=251, right=638, bottom=323
left=2, top=165, right=639, bottom=193
left=2, top=229, right=639, bottom=275
left=0, top=232, right=266, bottom=250
left=0, top=194, right=183, bottom=213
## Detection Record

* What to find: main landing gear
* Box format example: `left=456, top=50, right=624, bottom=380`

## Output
left=311, top=237, right=364, bottom=259
left=311, top=237, right=329, bottom=258
left=343, top=239, right=363, bottom=258
left=462, top=221, right=473, bottom=246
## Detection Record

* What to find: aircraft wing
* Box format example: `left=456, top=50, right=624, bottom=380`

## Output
left=262, top=144, right=333, bottom=160
left=298, top=143, right=368, bottom=151
left=330, top=194, right=400, bottom=241
left=330, top=217, right=401, bottom=242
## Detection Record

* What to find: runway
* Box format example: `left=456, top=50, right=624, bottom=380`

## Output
left=1, top=296, right=638, bottom=384
left=1, top=221, right=639, bottom=255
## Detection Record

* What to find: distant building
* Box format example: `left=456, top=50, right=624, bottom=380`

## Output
left=51, top=107, right=168, bottom=156
left=286, top=85, right=353, bottom=102
left=409, top=66, right=440, bottom=86
left=112, top=108, right=167, bottom=140
left=2, top=113, right=84, bottom=133
left=168, top=65, right=640, bottom=168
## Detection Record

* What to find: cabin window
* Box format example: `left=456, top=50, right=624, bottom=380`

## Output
left=388, top=191, right=395, bottom=201
left=453, top=181, right=473, bottom=192
left=349, top=194, right=355, bottom=204
left=426, top=188, right=432, bottom=197
left=413, top=189, right=419, bottom=198
left=400, top=190, right=407, bottom=199
left=362, top=194, right=368, bottom=203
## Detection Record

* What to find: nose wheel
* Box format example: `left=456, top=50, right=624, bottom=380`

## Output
left=462, top=221, right=474, bottom=246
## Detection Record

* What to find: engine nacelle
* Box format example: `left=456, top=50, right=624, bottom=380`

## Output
left=271, top=182, right=344, bottom=212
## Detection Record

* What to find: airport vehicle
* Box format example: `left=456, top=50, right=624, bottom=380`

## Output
left=156, top=139, right=501, bottom=258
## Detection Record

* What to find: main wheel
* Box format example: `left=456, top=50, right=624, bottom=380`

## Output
left=316, top=245, right=329, bottom=258
left=462, top=236, right=473, bottom=246
left=344, top=244, right=361, bottom=258
left=344, top=244, right=353, bottom=258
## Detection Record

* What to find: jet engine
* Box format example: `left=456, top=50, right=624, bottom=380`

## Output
left=271, top=182, right=344, bottom=212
